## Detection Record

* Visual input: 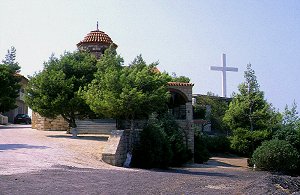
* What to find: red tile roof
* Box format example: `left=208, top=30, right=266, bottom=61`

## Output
left=168, top=82, right=194, bottom=86
left=151, top=67, right=161, bottom=73
left=77, top=30, right=117, bottom=47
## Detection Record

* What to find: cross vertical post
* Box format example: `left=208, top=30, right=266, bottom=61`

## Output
left=222, top=53, right=226, bottom=97
left=210, top=54, right=238, bottom=97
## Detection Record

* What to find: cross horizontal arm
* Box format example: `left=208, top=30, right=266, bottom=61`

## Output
left=210, top=66, right=223, bottom=71
left=224, top=67, right=238, bottom=72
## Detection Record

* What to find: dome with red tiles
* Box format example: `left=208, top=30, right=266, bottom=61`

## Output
left=77, top=29, right=117, bottom=48
left=77, top=23, right=117, bottom=59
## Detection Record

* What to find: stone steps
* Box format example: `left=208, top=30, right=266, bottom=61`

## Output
left=76, top=119, right=116, bottom=134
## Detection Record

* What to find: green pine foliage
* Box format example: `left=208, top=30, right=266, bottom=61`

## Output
left=223, top=64, right=281, bottom=132
left=171, top=75, right=190, bottom=83
left=223, top=64, right=281, bottom=156
left=273, top=102, right=300, bottom=153
left=82, top=49, right=171, bottom=128
left=26, top=51, right=98, bottom=128
left=274, top=128, right=300, bottom=153
left=252, top=139, right=299, bottom=174
left=0, top=46, right=21, bottom=113
left=230, top=128, right=272, bottom=156
left=2, top=46, right=20, bottom=73
left=81, top=47, right=124, bottom=119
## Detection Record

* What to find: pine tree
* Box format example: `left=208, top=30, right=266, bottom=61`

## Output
left=26, top=51, right=97, bottom=129
left=224, top=64, right=280, bottom=132
left=0, top=46, right=21, bottom=113
left=223, top=64, right=281, bottom=156
left=82, top=49, right=171, bottom=130
left=2, top=46, right=20, bottom=72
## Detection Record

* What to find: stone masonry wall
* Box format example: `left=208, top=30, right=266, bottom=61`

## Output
left=102, top=130, right=127, bottom=166
left=32, top=112, right=69, bottom=131
left=176, top=119, right=194, bottom=154
left=102, top=129, right=142, bottom=167
left=168, top=85, right=194, bottom=154
left=168, top=85, right=193, bottom=103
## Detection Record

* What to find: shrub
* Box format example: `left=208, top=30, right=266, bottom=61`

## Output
left=193, top=105, right=206, bottom=119
left=230, top=128, right=271, bottom=156
left=131, top=114, right=192, bottom=168
left=160, top=114, right=192, bottom=166
left=252, top=139, right=299, bottom=173
left=205, top=135, right=231, bottom=153
left=131, top=119, right=172, bottom=168
left=273, top=127, right=300, bottom=153
left=194, top=131, right=210, bottom=163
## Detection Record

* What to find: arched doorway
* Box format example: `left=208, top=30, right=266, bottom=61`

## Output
left=168, top=89, right=188, bottom=120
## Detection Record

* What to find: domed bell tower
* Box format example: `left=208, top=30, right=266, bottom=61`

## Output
left=77, top=22, right=117, bottom=59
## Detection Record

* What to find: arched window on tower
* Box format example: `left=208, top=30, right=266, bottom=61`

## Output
left=168, top=90, right=188, bottom=120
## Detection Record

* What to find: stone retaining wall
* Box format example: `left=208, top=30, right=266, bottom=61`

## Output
left=0, top=115, right=8, bottom=125
left=31, top=112, right=69, bottom=131
left=176, top=120, right=194, bottom=154
left=102, top=129, right=142, bottom=167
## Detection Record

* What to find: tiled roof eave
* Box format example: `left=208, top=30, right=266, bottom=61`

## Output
left=167, top=82, right=194, bottom=86
left=77, top=29, right=117, bottom=48
left=77, top=41, right=118, bottom=48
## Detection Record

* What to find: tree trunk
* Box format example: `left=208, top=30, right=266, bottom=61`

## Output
left=249, top=101, right=254, bottom=154
left=62, top=114, right=77, bottom=134
left=249, top=101, right=254, bottom=132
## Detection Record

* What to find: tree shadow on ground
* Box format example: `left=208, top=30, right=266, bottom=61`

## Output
left=184, top=155, right=247, bottom=169
left=0, top=144, right=49, bottom=151
left=0, top=124, right=32, bottom=129
left=151, top=168, right=237, bottom=178
left=204, top=159, right=241, bottom=168
left=52, top=165, right=237, bottom=178
left=46, top=135, right=109, bottom=141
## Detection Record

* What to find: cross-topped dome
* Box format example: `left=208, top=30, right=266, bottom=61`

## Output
left=77, top=29, right=117, bottom=48
left=77, top=23, right=117, bottom=59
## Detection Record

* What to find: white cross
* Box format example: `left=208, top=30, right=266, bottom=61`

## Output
left=210, top=54, right=238, bottom=97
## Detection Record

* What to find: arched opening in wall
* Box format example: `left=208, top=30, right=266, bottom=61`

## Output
left=168, top=89, right=188, bottom=120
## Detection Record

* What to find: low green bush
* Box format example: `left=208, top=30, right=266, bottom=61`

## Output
left=131, top=114, right=192, bottom=168
left=161, top=114, right=192, bottom=166
left=194, top=131, right=210, bottom=163
left=252, top=139, right=299, bottom=174
left=131, top=119, right=172, bottom=168
left=273, top=127, right=300, bottom=153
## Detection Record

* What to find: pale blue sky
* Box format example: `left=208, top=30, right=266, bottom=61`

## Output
left=1, top=0, right=300, bottom=112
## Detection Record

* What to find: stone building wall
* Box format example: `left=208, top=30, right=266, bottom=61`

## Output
left=168, top=84, right=193, bottom=103
left=168, top=83, right=194, bottom=153
left=32, top=112, right=69, bottom=131
left=176, top=119, right=194, bottom=154
left=102, top=129, right=142, bottom=166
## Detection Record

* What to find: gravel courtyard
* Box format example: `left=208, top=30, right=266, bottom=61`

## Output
left=0, top=125, right=299, bottom=194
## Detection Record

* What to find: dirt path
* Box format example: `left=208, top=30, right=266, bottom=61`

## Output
left=0, top=125, right=299, bottom=194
